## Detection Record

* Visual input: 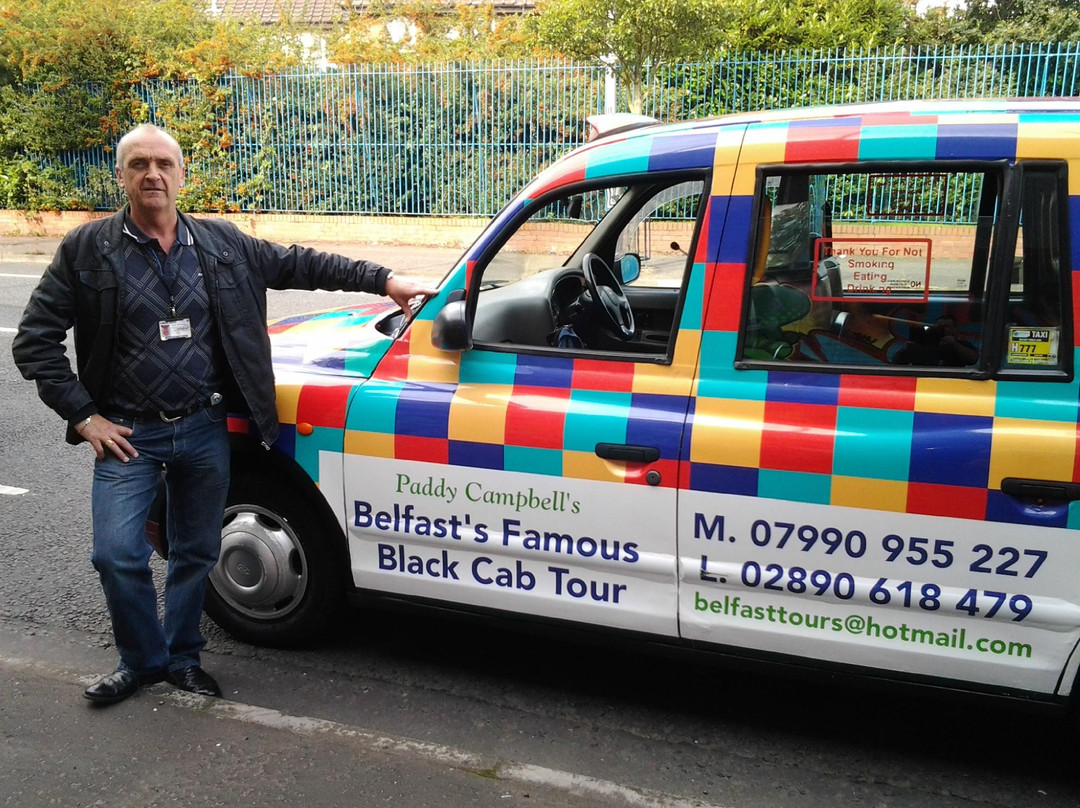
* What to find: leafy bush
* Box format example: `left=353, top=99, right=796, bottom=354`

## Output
left=0, top=0, right=301, bottom=210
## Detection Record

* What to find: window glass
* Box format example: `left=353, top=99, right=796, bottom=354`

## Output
left=615, top=181, right=704, bottom=287
left=483, top=190, right=616, bottom=287
left=1001, top=169, right=1066, bottom=371
left=471, top=178, right=706, bottom=356
left=743, top=169, right=997, bottom=368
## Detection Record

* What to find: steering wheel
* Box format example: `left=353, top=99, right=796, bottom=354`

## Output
left=582, top=253, right=635, bottom=341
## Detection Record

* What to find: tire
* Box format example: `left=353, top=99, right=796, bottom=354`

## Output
left=204, top=470, right=345, bottom=647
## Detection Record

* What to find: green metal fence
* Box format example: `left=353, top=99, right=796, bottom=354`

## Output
left=215, top=60, right=606, bottom=215
left=643, top=43, right=1080, bottom=119
left=58, top=43, right=1080, bottom=216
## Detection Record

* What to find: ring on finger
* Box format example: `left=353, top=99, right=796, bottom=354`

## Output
left=104, top=439, right=114, bottom=446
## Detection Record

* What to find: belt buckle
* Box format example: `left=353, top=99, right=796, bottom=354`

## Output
left=159, top=410, right=184, bottom=423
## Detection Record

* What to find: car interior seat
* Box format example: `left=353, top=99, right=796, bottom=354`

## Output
left=744, top=282, right=812, bottom=360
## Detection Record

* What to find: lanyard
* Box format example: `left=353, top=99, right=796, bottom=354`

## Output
left=143, top=244, right=180, bottom=318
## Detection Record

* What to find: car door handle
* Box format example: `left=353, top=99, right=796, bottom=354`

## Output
left=594, top=442, right=660, bottom=463
left=1001, top=477, right=1080, bottom=502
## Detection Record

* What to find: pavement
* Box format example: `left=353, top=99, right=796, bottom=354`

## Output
left=0, top=620, right=689, bottom=808
left=0, top=235, right=462, bottom=285
left=0, top=236, right=60, bottom=265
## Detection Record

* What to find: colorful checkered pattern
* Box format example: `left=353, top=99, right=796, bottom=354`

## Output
left=261, top=100, right=1080, bottom=530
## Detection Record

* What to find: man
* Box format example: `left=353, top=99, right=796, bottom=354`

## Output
left=12, top=124, right=436, bottom=705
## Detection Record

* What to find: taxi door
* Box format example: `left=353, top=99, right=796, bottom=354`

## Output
left=677, top=113, right=1080, bottom=696
left=342, top=126, right=745, bottom=637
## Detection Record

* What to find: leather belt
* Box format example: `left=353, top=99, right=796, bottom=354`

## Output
left=112, top=393, right=223, bottom=423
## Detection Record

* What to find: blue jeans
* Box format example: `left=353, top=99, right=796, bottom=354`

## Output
left=91, top=405, right=229, bottom=676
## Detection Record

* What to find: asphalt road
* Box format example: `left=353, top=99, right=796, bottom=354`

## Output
left=2, top=248, right=1080, bottom=808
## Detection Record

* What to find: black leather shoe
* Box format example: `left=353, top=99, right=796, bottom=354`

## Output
left=84, top=668, right=163, bottom=704
left=166, top=665, right=222, bottom=697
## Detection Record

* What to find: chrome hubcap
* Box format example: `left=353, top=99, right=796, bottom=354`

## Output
left=210, top=504, right=307, bottom=621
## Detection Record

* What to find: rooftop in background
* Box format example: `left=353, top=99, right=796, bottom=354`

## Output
left=208, top=0, right=535, bottom=28
left=351, top=0, right=535, bottom=12
left=209, top=0, right=350, bottom=27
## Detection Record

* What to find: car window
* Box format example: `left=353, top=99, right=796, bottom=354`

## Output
left=1001, top=167, right=1067, bottom=372
left=740, top=165, right=1069, bottom=373
left=471, top=177, right=707, bottom=358
left=483, top=190, right=618, bottom=287
left=615, top=181, right=704, bottom=287
left=741, top=167, right=1004, bottom=370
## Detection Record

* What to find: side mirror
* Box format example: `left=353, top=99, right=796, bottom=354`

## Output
left=431, top=290, right=472, bottom=351
left=617, top=253, right=641, bottom=284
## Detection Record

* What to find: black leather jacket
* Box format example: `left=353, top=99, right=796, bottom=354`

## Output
left=13, top=208, right=391, bottom=446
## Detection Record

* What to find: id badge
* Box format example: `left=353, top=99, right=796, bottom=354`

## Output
left=159, top=318, right=192, bottom=341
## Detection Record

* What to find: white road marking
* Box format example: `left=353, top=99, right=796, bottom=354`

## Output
left=169, top=694, right=730, bottom=808
left=0, top=327, right=18, bottom=335
left=4, top=653, right=728, bottom=808
left=0, top=273, right=42, bottom=279
left=0, top=484, right=28, bottom=495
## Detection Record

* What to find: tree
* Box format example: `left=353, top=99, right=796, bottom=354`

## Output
left=0, top=0, right=295, bottom=87
left=911, top=0, right=1080, bottom=44
left=535, top=0, right=730, bottom=113
left=329, top=0, right=538, bottom=64
left=720, top=0, right=914, bottom=51
left=0, top=0, right=303, bottom=210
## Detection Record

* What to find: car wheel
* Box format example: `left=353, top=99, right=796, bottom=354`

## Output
left=205, top=471, right=344, bottom=647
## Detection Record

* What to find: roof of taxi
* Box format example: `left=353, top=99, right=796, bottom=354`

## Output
left=501, top=96, right=1080, bottom=241
left=591, top=97, right=1080, bottom=142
